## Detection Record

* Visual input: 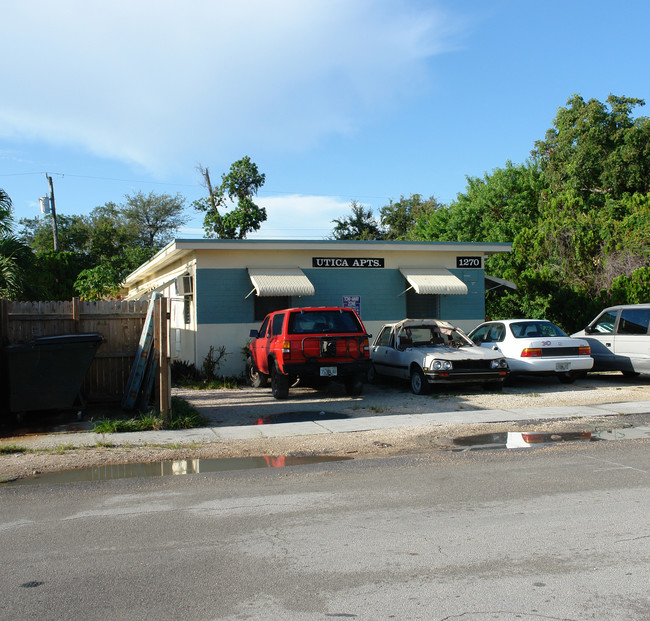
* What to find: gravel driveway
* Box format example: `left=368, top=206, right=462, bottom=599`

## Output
left=174, top=372, right=650, bottom=427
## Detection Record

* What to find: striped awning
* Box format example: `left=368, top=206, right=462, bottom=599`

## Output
left=485, top=274, right=517, bottom=290
left=247, top=268, right=315, bottom=297
left=400, top=268, right=468, bottom=295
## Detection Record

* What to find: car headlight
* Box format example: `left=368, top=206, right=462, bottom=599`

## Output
left=491, top=358, right=508, bottom=369
left=432, top=360, right=452, bottom=371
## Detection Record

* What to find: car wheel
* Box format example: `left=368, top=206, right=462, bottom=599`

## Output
left=558, top=372, right=576, bottom=384
left=271, top=362, right=289, bottom=399
left=410, top=366, right=430, bottom=395
left=367, top=363, right=377, bottom=384
left=344, top=372, right=364, bottom=396
left=246, top=356, right=268, bottom=388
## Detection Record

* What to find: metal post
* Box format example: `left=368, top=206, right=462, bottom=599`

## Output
left=46, top=174, right=59, bottom=251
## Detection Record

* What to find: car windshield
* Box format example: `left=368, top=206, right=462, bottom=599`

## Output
left=396, top=325, right=472, bottom=349
left=509, top=321, right=567, bottom=338
left=287, top=310, right=363, bottom=335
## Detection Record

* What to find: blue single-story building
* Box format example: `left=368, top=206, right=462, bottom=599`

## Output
left=123, top=239, right=512, bottom=377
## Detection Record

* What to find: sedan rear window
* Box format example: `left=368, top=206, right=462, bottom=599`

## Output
left=288, top=310, right=363, bottom=334
left=510, top=321, right=567, bottom=338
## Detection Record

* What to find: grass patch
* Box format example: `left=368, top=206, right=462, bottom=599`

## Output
left=178, top=377, right=240, bottom=390
left=92, top=397, right=209, bottom=434
left=0, top=443, right=28, bottom=455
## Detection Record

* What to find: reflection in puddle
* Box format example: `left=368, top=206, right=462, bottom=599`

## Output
left=453, top=431, right=592, bottom=451
left=254, top=411, right=349, bottom=425
left=452, top=425, right=650, bottom=451
left=9, top=455, right=353, bottom=486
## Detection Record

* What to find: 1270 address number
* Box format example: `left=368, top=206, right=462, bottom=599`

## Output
left=456, top=256, right=481, bottom=268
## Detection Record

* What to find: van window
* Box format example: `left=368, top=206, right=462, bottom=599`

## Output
left=618, top=308, right=650, bottom=335
left=592, top=311, right=617, bottom=333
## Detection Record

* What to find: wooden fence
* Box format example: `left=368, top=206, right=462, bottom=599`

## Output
left=1, top=298, right=150, bottom=403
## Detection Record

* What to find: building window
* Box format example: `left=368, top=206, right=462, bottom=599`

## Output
left=254, top=295, right=290, bottom=321
left=406, top=290, right=440, bottom=319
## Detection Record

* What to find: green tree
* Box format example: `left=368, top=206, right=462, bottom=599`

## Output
left=532, top=94, right=650, bottom=200
left=194, top=157, right=267, bottom=239
left=330, top=201, right=384, bottom=240
left=0, top=189, right=34, bottom=299
left=379, top=194, right=444, bottom=240
left=73, top=246, right=157, bottom=301
left=17, top=192, right=187, bottom=300
left=414, top=161, right=544, bottom=244
left=0, top=188, right=12, bottom=236
left=120, top=191, right=187, bottom=247
left=19, top=213, right=93, bottom=254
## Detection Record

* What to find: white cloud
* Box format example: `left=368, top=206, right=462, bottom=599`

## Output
left=181, top=194, right=352, bottom=239
left=0, top=1, right=457, bottom=172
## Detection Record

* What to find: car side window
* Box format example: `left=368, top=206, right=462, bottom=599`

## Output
left=258, top=316, right=270, bottom=338
left=618, top=309, right=650, bottom=335
left=592, top=311, right=617, bottom=334
left=470, top=325, right=490, bottom=344
left=271, top=313, right=285, bottom=336
left=375, top=327, right=392, bottom=347
left=488, top=324, right=505, bottom=342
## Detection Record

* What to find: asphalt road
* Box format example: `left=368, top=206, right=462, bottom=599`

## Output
left=1, top=439, right=648, bottom=620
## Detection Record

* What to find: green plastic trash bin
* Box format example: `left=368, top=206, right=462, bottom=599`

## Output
left=3, top=333, right=103, bottom=414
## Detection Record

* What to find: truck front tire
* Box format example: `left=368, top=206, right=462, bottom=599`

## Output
left=271, top=362, right=289, bottom=399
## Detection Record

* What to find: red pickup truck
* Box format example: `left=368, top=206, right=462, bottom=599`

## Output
left=247, top=307, right=371, bottom=399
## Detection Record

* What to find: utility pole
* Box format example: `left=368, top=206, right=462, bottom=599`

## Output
left=46, top=174, right=59, bottom=251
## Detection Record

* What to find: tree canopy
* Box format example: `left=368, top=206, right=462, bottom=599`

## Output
left=330, top=201, right=384, bottom=240
left=330, top=94, right=650, bottom=332
left=194, top=157, right=267, bottom=239
left=17, top=191, right=187, bottom=300
left=0, top=189, right=33, bottom=299
left=416, top=94, right=650, bottom=331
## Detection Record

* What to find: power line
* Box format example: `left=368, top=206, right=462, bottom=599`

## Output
left=0, top=171, right=398, bottom=201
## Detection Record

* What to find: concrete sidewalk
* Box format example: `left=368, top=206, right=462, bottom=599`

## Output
left=5, top=400, right=650, bottom=450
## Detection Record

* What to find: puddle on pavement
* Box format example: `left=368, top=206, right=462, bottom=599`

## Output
left=254, top=411, right=349, bottom=425
left=7, top=455, right=353, bottom=486
left=453, top=426, right=650, bottom=451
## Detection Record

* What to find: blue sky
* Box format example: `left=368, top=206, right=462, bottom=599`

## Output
left=1, top=0, right=648, bottom=241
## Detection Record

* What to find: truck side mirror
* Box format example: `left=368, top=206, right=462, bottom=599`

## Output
left=249, top=329, right=258, bottom=338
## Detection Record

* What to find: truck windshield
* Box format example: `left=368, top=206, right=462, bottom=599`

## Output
left=288, top=310, right=363, bottom=335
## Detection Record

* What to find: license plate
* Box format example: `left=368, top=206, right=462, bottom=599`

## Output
left=556, top=362, right=570, bottom=372
left=320, top=366, right=337, bottom=377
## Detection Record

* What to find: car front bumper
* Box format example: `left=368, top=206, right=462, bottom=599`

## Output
left=424, top=370, right=508, bottom=384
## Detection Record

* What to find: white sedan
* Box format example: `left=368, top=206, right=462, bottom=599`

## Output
left=369, top=319, right=509, bottom=394
left=468, top=319, right=593, bottom=383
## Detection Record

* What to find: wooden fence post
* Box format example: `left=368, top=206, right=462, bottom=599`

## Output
left=155, top=297, right=171, bottom=420
left=72, top=297, right=80, bottom=333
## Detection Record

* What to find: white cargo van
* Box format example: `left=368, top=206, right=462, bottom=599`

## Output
left=572, top=304, right=650, bottom=376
